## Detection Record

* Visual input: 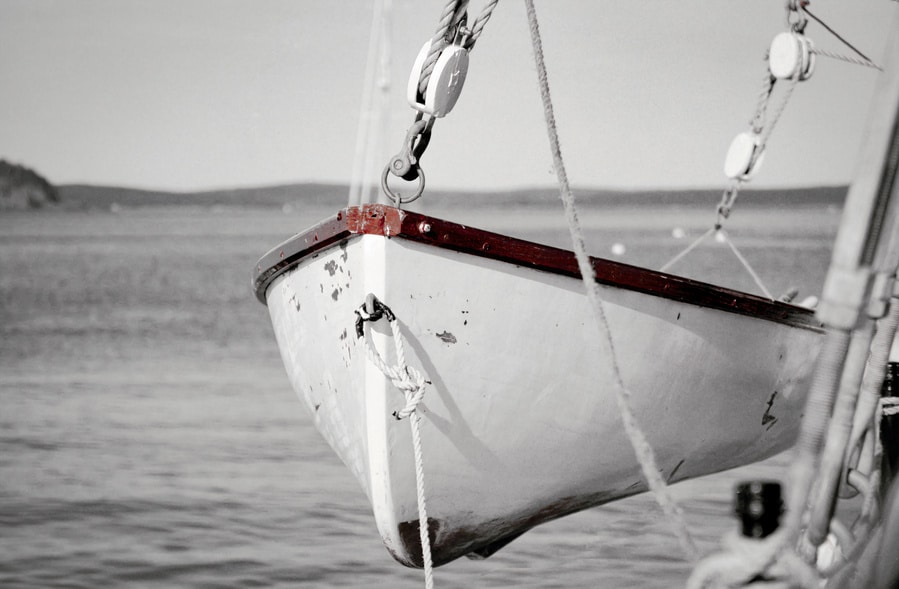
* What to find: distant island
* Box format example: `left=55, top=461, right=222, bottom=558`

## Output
left=52, top=183, right=850, bottom=211
left=0, top=159, right=847, bottom=211
left=0, top=159, right=59, bottom=209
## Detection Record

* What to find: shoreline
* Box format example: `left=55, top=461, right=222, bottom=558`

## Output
left=31, top=183, right=847, bottom=212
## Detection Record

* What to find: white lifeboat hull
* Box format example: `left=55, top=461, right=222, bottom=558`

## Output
left=255, top=204, right=822, bottom=566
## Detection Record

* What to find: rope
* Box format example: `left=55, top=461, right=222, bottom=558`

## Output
left=806, top=322, right=876, bottom=547
left=670, top=50, right=800, bottom=286
left=818, top=300, right=899, bottom=568
left=417, top=0, right=500, bottom=95
left=357, top=303, right=435, bottom=588
left=812, top=48, right=884, bottom=71
left=464, top=0, right=499, bottom=49
left=801, top=5, right=881, bottom=68
left=668, top=46, right=802, bottom=281
left=407, top=412, right=432, bottom=588
left=750, top=72, right=776, bottom=134
left=717, top=229, right=775, bottom=300
left=758, top=73, right=800, bottom=151
left=684, top=6, right=889, bottom=587
left=524, top=0, right=699, bottom=563
left=418, top=0, right=468, bottom=95
left=660, top=228, right=715, bottom=273
left=884, top=397, right=899, bottom=417
left=738, top=54, right=800, bottom=199
left=689, top=327, right=855, bottom=586
left=819, top=393, right=899, bottom=581
left=784, top=329, right=852, bottom=531
left=686, top=530, right=819, bottom=589
left=659, top=227, right=774, bottom=300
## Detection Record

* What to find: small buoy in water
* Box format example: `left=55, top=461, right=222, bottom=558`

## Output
left=672, top=227, right=686, bottom=239
left=611, top=243, right=626, bottom=256
left=799, top=295, right=818, bottom=309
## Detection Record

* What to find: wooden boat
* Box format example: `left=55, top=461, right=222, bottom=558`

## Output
left=252, top=202, right=824, bottom=567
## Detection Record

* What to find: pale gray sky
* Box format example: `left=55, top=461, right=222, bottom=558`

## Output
left=1, top=0, right=896, bottom=191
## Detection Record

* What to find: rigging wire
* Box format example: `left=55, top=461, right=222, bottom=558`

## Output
left=801, top=5, right=878, bottom=67
left=417, top=0, right=468, bottom=96
left=349, top=0, right=394, bottom=206
left=417, top=0, right=499, bottom=96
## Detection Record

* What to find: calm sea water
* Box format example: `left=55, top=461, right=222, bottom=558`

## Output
left=0, top=202, right=839, bottom=588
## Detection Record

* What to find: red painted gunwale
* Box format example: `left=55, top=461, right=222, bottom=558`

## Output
left=253, top=203, right=821, bottom=330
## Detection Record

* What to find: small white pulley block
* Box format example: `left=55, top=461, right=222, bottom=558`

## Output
left=407, top=38, right=469, bottom=117
left=724, top=131, right=766, bottom=180
left=768, top=32, right=815, bottom=81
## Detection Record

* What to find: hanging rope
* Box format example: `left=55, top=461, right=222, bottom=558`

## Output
left=666, top=1, right=882, bottom=281
left=750, top=72, right=776, bottom=134
left=885, top=397, right=899, bottom=417
left=523, top=0, right=699, bottom=563
left=659, top=227, right=774, bottom=300
left=809, top=299, right=899, bottom=576
left=812, top=47, right=884, bottom=71
left=659, top=228, right=716, bottom=273
left=805, top=322, right=877, bottom=548
left=689, top=329, right=855, bottom=586
left=718, top=230, right=775, bottom=300
left=465, top=0, right=499, bottom=48
left=418, top=0, right=469, bottom=95
left=801, top=4, right=882, bottom=70
left=355, top=295, right=435, bottom=589
left=691, top=305, right=899, bottom=587
left=686, top=530, right=819, bottom=588
left=418, top=0, right=501, bottom=95
left=662, top=30, right=802, bottom=295
left=719, top=70, right=799, bottom=223
left=757, top=74, right=800, bottom=153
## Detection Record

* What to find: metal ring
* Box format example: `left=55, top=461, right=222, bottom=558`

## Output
left=785, top=1, right=808, bottom=33
left=381, top=164, right=426, bottom=206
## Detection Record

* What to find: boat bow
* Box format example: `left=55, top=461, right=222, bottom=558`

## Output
left=254, top=204, right=822, bottom=566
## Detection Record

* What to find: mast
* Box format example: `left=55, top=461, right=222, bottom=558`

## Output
left=819, top=17, right=899, bottom=329
left=348, top=0, right=394, bottom=207
left=788, top=10, right=899, bottom=553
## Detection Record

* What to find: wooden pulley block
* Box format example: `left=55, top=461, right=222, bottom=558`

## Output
left=407, top=38, right=470, bottom=117
left=768, top=32, right=816, bottom=81
left=724, top=131, right=766, bottom=181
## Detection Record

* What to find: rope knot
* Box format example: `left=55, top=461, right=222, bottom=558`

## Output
left=353, top=293, right=435, bottom=586
left=390, top=366, right=430, bottom=420
left=356, top=294, right=432, bottom=420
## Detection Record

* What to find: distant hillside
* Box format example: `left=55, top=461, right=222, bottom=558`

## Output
left=578, top=186, right=847, bottom=208
left=0, top=160, right=59, bottom=209
left=56, top=183, right=848, bottom=211
left=429, top=185, right=848, bottom=209
left=57, top=183, right=350, bottom=210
